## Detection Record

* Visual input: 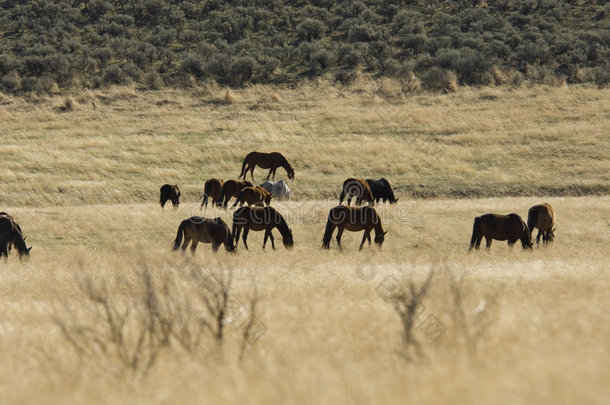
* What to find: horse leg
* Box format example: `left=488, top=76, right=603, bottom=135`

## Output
left=212, top=243, right=220, bottom=253
left=359, top=230, right=370, bottom=250
left=190, top=240, right=198, bottom=255
left=266, top=169, right=272, bottom=180
left=269, top=230, right=275, bottom=250
left=367, top=233, right=372, bottom=245
left=474, top=234, right=482, bottom=250
left=347, top=196, right=352, bottom=206
left=181, top=235, right=191, bottom=253
left=485, top=237, right=492, bottom=250
left=508, top=239, right=516, bottom=248
left=249, top=166, right=256, bottom=180
left=233, top=226, right=241, bottom=248
left=263, top=230, right=269, bottom=249
left=242, top=228, right=250, bottom=250
left=336, top=227, right=344, bottom=250
left=536, top=230, right=542, bottom=245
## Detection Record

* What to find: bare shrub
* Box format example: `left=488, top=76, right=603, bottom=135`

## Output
left=386, top=271, right=435, bottom=361
left=54, top=260, right=260, bottom=377
left=448, top=272, right=498, bottom=359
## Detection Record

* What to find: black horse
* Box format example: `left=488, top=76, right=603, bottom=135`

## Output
left=160, top=184, right=180, bottom=209
left=366, top=178, right=398, bottom=203
left=0, top=215, right=31, bottom=261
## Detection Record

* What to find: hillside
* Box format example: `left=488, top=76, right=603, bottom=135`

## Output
left=1, top=0, right=609, bottom=93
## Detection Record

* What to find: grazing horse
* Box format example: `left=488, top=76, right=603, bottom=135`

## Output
left=173, top=217, right=235, bottom=254
left=469, top=213, right=532, bottom=251
left=232, top=206, right=294, bottom=250
left=0, top=212, right=20, bottom=254
left=259, top=180, right=291, bottom=201
left=232, top=186, right=272, bottom=208
left=239, top=151, right=295, bottom=181
left=322, top=205, right=387, bottom=250
left=218, top=180, right=253, bottom=208
left=0, top=216, right=31, bottom=261
left=201, top=178, right=224, bottom=209
left=160, top=184, right=180, bottom=209
left=339, top=178, right=375, bottom=206
left=366, top=178, right=398, bottom=204
left=527, top=203, right=556, bottom=245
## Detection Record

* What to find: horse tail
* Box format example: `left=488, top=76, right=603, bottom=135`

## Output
left=322, top=214, right=335, bottom=249
left=339, top=189, right=345, bottom=205
left=201, top=193, right=208, bottom=208
left=239, top=156, right=249, bottom=179
left=527, top=207, right=537, bottom=237
left=173, top=220, right=187, bottom=250
left=470, top=216, right=481, bottom=250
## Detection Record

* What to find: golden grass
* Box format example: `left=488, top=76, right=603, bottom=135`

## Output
left=0, top=81, right=608, bottom=403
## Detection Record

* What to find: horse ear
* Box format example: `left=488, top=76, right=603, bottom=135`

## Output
left=383, top=231, right=388, bottom=236
left=27, top=247, right=32, bottom=253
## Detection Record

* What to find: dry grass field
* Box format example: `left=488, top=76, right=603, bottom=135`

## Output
left=0, top=80, right=609, bottom=404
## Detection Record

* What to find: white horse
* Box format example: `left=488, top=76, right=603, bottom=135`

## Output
left=259, top=180, right=291, bottom=201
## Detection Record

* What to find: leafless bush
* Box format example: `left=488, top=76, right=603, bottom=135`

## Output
left=448, top=272, right=498, bottom=359
left=387, top=270, right=435, bottom=362
left=54, top=260, right=261, bottom=377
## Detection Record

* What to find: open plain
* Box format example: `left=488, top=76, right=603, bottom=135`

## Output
left=0, top=81, right=609, bottom=404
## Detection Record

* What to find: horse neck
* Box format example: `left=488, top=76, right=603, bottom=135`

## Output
left=373, top=219, right=384, bottom=237
left=11, top=229, right=27, bottom=253
left=275, top=215, right=290, bottom=238
left=279, top=156, right=292, bottom=171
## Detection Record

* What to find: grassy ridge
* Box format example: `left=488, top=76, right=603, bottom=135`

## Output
left=1, top=82, right=609, bottom=207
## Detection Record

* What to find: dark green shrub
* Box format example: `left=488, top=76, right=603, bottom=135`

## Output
left=297, top=18, right=326, bottom=41
left=181, top=54, right=206, bottom=78
left=102, top=65, right=130, bottom=86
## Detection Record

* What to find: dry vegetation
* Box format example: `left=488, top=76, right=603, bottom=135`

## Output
left=0, top=80, right=609, bottom=404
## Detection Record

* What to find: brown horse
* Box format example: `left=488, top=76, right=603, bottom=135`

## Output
left=0, top=215, right=31, bottom=261
left=173, top=217, right=235, bottom=254
left=232, top=206, right=294, bottom=250
left=527, top=203, right=556, bottom=245
left=231, top=186, right=272, bottom=208
left=469, top=213, right=532, bottom=251
left=218, top=179, right=253, bottom=208
left=339, top=178, right=375, bottom=206
left=201, top=178, right=224, bottom=209
left=160, top=184, right=180, bottom=209
left=239, top=151, right=295, bottom=181
left=322, top=205, right=386, bottom=250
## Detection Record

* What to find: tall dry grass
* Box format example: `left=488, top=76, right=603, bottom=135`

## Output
left=0, top=81, right=608, bottom=403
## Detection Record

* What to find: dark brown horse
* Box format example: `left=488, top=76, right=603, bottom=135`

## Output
left=232, top=206, right=294, bottom=250
left=218, top=180, right=253, bottom=208
left=527, top=203, right=556, bottom=245
left=173, top=217, right=235, bottom=254
left=366, top=178, right=398, bottom=204
left=201, top=178, right=224, bottom=209
left=231, top=186, right=272, bottom=208
left=322, top=206, right=386, bottom=250
left=0, top=215, right=31, bottom=261
left=339, top=178, right=375, bottom=206
left=239, top=151, right=295, bottom=181
left=160, top=184, right=180, bottom=209
left=469, top=213, right=532, bottom=251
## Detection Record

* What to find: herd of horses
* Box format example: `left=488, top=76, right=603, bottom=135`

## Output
left=0, top=151, right=557, bottom=262
left=164, top=151, right=557, bottom=255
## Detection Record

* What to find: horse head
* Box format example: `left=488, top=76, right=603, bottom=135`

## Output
left=283, top=228, right=294, bottom=249
left=374, top=231, right=387, bottom=247
left=18, top=246, right=32, bottom=261
left=287, top=168, right=295, bottom=180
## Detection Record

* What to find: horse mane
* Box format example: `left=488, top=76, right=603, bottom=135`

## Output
left=274, top=210, right=292, bottom=240
left=8, top=220, right=28, bottom=253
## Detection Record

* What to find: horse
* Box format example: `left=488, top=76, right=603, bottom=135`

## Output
left=259, top=180, right=291, bottom=201
left=469, top=213, right=532, bottom=251
left=0, top=212, right=19, bottom=254
left=231, top=186, right=272, bottom=208
left=172, top=217, right=235, bottom=254
left=232, top=206, right=294, bottom=250
left=201, top=178, right=224, bottom=209
left=527, top=203, right=556, bottom=245
left=239, top=151, right=295, bottom=181
left=0, top=215, right=31, bottom=261
left=339, top=178, right=375, bottom=206
left=322, top=205, right=387, bottom=250
left=366, top=178, right=398, bottom=203
left=160, top=184, right=180, bottom=210
left=218, top=180, right=253, bottom=208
